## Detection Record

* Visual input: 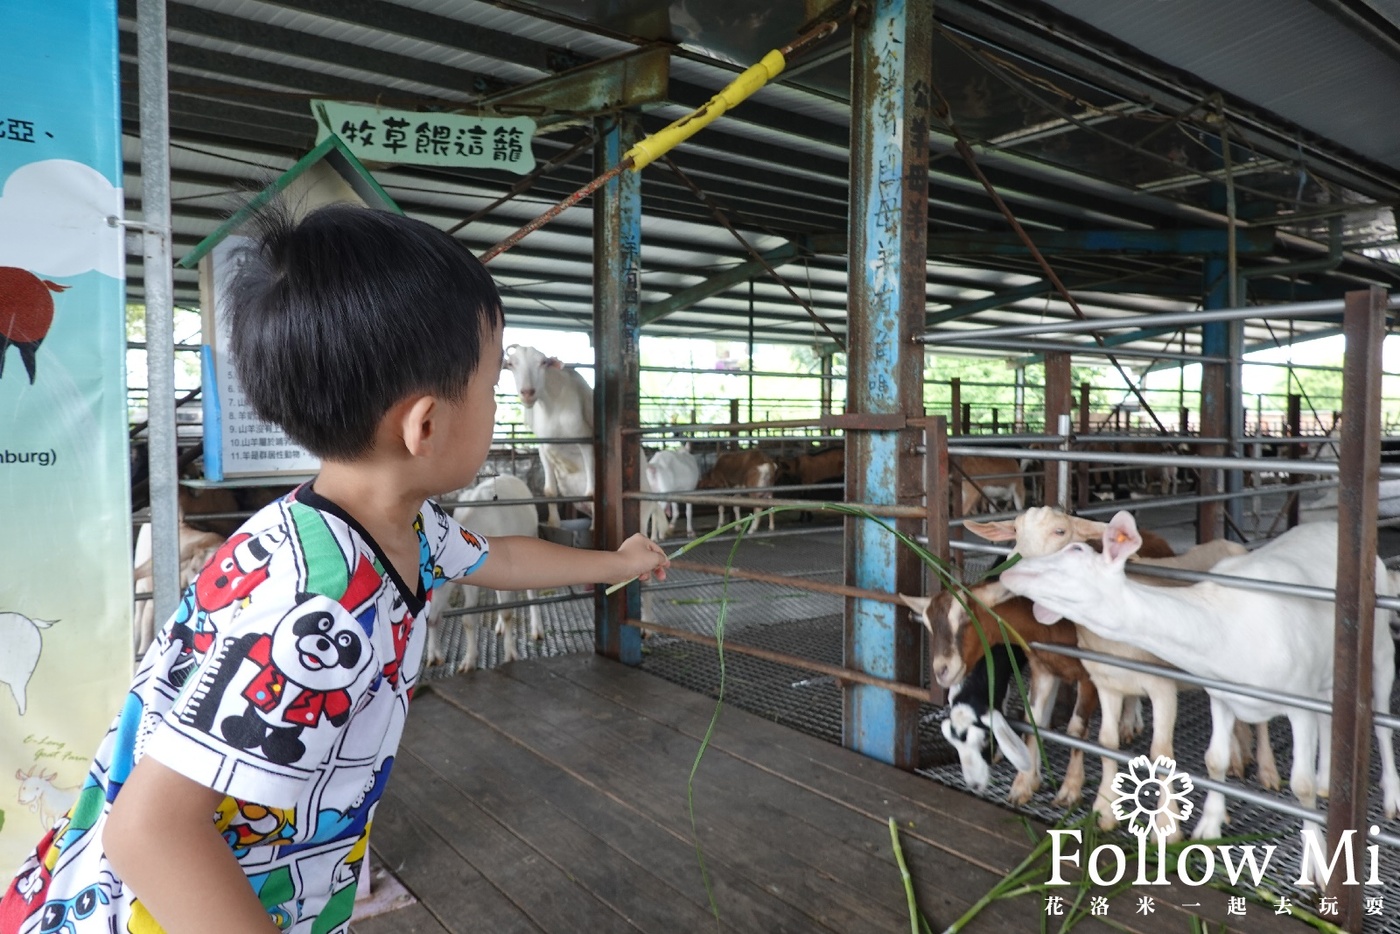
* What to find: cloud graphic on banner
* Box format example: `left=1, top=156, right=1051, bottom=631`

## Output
left=0, top=160, right=124, bottom=279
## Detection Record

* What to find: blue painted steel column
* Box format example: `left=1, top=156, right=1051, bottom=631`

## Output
left=593, top=115, right=642, bottom=664
left=844, top=0, right=931, bottom=768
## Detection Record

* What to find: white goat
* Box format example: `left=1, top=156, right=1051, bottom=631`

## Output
left=0, top=614, right=56, bottom=716
left=16, top=765, right=78, bottom=830
left=503, top=345, right=593, bottom=528
left=427, top=475, right=543, bottom=673
left=966, top=506, right=1272, bottom=835
left=1001, top=511, right=1400, bottom=863
left=646, top=447, right=701, bottom=538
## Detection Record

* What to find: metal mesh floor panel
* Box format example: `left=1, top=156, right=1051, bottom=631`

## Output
left=633, top=520, right=1400, bottom=932
left=422, top=587, right=596, bottom=677
left=423, top=512, right=1400, bottom=931
left=917, top=684, right=1400, bottom=932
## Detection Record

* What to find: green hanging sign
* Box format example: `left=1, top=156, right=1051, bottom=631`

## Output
left=313, top=100, right=537, bottom=173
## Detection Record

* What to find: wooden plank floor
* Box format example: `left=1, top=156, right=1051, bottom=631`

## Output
left=352, top=655, right=1313, bottom=934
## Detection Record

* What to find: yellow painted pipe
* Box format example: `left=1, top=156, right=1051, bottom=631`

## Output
left=624, top=49, right=787, bottom=171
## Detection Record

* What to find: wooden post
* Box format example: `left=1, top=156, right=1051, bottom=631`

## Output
left=1287, top=393, right=1302, bottom=529
left=925, top=415, right=948, bottom=706
left=1325, top=288, right=1385, bottom=932
left=1043, top=352, right=1071, bottom=509
left=1076, top=382, right=1090, bottom=510
left=950, top=377, right=961, bottom=433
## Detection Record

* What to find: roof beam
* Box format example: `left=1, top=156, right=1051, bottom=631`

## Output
left=146, top=0, right=1179, bottom=233
left=924, top=277, right=1199, bottom=325
left=925, top=227, right=1276, bottom=257
left=639, top=233, right=844, bottom=324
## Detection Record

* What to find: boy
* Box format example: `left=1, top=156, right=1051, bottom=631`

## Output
left=0, top=203, right=668, bottom=934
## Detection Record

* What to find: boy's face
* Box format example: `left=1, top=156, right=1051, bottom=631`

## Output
left=439, top=321, right=503, bottom=492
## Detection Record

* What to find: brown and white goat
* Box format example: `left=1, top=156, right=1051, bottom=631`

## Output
left=902, top=585, right=1097, bottom=807
left=697, top=449, right=778, bottom=531
left=952, top=455, right=1026, bottom=516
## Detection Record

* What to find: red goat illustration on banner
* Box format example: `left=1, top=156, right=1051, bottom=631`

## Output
left=0, top=266, right=68, bottom=383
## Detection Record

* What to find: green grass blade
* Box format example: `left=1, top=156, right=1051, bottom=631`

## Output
left=889, top=817, right=922, bottom=934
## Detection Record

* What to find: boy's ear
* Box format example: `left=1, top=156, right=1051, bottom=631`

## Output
left=398, top=394, right=439, bottom=456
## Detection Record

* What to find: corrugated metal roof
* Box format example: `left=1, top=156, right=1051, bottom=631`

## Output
left=1043, top=0, right=1400, bottom=170
left=115, top=0, right=1400, bottom=359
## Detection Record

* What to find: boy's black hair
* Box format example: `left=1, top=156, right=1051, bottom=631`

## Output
left=226, top=201, right=504, bottom=460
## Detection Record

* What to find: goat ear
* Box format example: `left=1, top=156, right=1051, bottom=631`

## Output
left=964, top=519, right=1016, bottom=542
left=544, top=356, right=563, bottom=369
left=1069, top=516, right=1107, bottom=541
left=990, top=712, right=1034, bottom=773
left=1032, top=602, right=1063, bottom=625
left=1103, top=511, right=1142, bottom=565
left=897, top=592, right=932, bottom=619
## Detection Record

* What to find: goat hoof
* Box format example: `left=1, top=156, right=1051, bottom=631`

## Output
left=1007, top=773, right=1039, bottom=806
left=1094, top=809, right=1118, bottom=833
left=1191, top=820, right=1223, bottom=841
left=1052, top=783, right=1083, bottom=807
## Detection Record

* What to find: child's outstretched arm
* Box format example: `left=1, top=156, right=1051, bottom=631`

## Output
left=105, top=756, right=282, bottom=934
left=468, top=532, right=668, bottom=591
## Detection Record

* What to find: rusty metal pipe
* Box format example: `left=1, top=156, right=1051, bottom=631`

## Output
left=628, top=618, right=930, bottom=701
left=667, top=559, right=904, bottom=604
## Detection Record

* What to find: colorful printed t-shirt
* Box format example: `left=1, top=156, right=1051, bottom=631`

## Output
left=0, top=485, right=488, bottom=934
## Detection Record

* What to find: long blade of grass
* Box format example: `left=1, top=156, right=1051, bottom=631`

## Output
left=889, top=817, right=922, bottom=934
left=940, top=827, right=1057, bottom=934
left=607, top=502, right=1055, bottom=927
left=686, top=513, right=753, bottom=927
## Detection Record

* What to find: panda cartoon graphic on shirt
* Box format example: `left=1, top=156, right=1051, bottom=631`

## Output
left=181, top=557, right=380, bottom=768
left=215, top=604, right=370, bottom=765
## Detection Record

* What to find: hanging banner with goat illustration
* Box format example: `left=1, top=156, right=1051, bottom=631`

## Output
left=0, top=0, right=130, bottom=876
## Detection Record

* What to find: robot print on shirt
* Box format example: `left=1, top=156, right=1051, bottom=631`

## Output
left=163, top=527, right=286, bottom=687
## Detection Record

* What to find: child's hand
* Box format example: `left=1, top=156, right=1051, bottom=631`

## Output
left=618, top=532, right=669, bottom=582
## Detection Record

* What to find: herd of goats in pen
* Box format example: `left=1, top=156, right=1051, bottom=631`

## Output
left=133, top=345, right=1394, bottom=866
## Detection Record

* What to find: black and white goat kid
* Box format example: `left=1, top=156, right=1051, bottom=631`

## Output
left=941, top=643, right=1035, bottom=793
